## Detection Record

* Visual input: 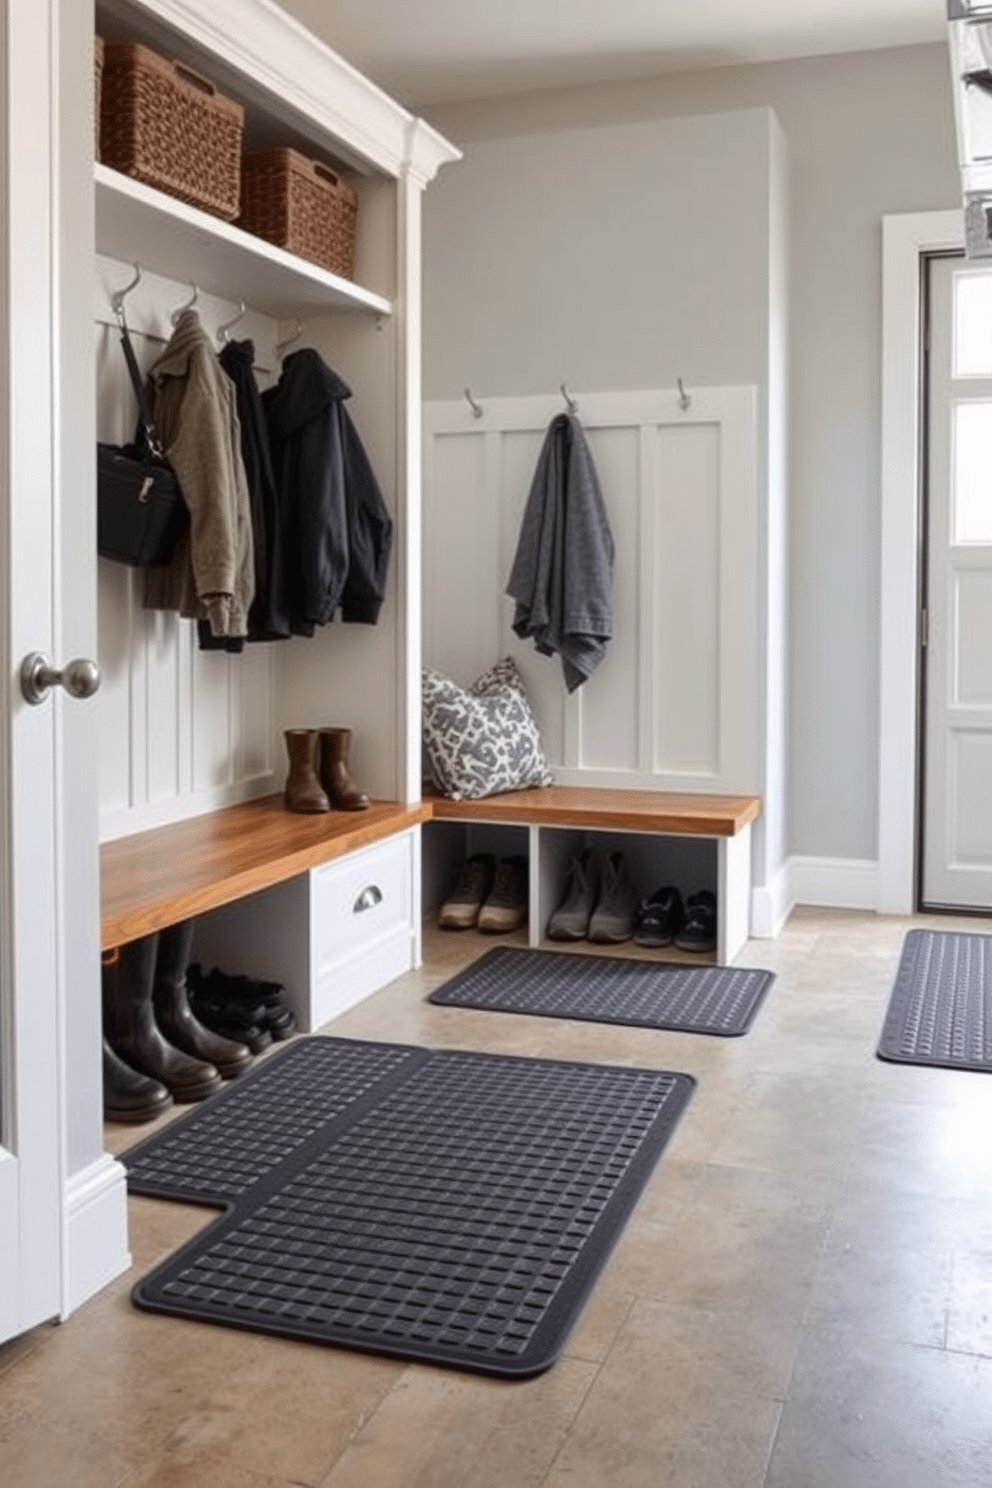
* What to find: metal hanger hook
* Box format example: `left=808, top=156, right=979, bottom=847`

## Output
left=677, top=376, right=692, bottom=411
left=464, top=386, right=483, bottom=419
left=560, top=382, right=578, bottom=414
left=110, top=262, right=142, bottom=323
left=275, top=321, right=304, bottom=359
left=171, top=283, right=199, bottom=326
left=217, top=300, right=247, bottom=344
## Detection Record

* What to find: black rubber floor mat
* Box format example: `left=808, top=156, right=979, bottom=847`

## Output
left=126, top=1036, right=694, bottom=1377
left=428, top=947, right=774, bottom=1036
left=878, top=928, right=992, bottom=1072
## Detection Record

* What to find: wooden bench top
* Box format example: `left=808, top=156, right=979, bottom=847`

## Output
left=427, top=784, right=761, bottom=837
left=100, top=785, right=761, bottom=948
left=100, top=796, right=430, bottom=950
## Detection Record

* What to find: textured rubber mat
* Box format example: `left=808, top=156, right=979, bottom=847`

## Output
left=125, top=1036, right=694, bottom=1377
left=878, top=929, right=992, bottom=1072
left=428, top=947, right=774, bottom=1036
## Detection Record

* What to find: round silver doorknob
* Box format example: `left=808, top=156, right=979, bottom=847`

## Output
left=20, top=652, right=101, bottom=706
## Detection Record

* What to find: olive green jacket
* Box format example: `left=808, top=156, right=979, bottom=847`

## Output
left=143, top=310, right=254, bottom=638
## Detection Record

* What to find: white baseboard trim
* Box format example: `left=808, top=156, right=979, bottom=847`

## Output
left=750, top=860, right=795, bottom=938
left=788, top=855, right=880, bottom=912
left=63, top=1153, right=130, bottom=1317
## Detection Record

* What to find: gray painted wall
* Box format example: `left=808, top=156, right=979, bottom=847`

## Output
left=419, top=43, right=959, bottom=867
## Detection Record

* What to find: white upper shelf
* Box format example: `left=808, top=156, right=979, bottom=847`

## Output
left=94, top=162, right=393, bottom=322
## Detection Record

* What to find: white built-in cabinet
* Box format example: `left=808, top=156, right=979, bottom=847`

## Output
left=92, top=0, right=458, bottom=1025
left=95, top=0, right=457, bottom=836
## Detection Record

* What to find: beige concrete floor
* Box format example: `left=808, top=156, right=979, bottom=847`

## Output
left=4, top=906, right=992, bottom=1486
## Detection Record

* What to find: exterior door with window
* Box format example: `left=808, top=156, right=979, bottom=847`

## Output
left=921, top=254, right=992, bottom=912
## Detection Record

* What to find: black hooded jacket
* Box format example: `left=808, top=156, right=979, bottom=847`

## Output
left=263, top=349, right=393, bottom=635
left=220, top=336, right=288, bottom=642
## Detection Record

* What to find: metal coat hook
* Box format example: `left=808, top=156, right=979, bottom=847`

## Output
left=217, top=300, right=247, bottom=344
left=676, top=376, right=692, bottom=411
left=275, top=322, right=304, bottom=359
left=171, top=283, right=199, bottom=326
left=464, top=386, right=483, bottom=419
left=560, top=383, right=578, bottom=414
left=110, top=263, right=142, bottom=323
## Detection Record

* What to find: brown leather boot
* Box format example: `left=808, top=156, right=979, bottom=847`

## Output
left=284, top=728, right=329, bottom=813
left=319, top=727, right=370, bottom=810
left=151, top=920, right=253, bottom=1080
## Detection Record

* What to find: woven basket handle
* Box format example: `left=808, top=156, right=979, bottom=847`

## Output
left=172, top=60, right=217, bottom=97
left=313, top=162, right=340, bottom=189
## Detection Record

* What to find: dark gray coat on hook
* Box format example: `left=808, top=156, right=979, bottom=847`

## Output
left=507, top=412, right=614, bottom=691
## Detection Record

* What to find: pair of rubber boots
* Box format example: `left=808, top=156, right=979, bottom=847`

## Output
left=284, top=725, right=369, bottom=814
left=102, top=918, right=253, bottom=1124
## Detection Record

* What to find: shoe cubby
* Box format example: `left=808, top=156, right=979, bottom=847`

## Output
left=422, top=795, right=755, bottom=963
left=536, top=828, right=717, bottom=951
left=425, top=819, right=530, bottom=932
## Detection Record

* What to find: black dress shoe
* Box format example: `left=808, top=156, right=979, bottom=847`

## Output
left=187, top=964, right=296, bottom=1043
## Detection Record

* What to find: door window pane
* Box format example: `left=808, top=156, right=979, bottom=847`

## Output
left=953, top=401, right=992, bottom=543
left=954, top=270, right=992, bottom=377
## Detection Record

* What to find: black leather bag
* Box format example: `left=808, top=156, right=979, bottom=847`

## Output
left=97, top=316, right=188, bottom=566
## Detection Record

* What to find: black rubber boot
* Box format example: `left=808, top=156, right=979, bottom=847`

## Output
left=152, top=920, right=254, bottom=1080
left=103, top=937, right=223, bottom=1103
left=102, top=1036, right=172, bottom=1124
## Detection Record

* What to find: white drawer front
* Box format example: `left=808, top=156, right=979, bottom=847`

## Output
left=312, top=832, right=413, bottom=975
left=310, top=927, right=415, bottom=1030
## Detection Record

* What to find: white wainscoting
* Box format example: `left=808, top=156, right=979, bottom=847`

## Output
left=423, top=386, right=760, bottom=796
left=95, top=257, right=279, bottom=841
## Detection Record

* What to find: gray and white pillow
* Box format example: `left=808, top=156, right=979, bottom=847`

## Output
left=422, top=657, right=553, bottom=801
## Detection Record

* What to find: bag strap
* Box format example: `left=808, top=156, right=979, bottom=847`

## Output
left=116, top=311, right=165, bottom=459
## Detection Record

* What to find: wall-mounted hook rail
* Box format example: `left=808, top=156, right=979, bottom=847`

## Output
left=171, top=283, right=199, bottom=326
left=275, top=322, right=304, bottom=359
left=560, top=383, right=578, bottom=414
left=110, top=263, right=142, bottom=323
left=217, top=300, right=247, bottom=345
left=676, top=376, right=692, bottom=411
left=464, top=386, right=483, bottom=419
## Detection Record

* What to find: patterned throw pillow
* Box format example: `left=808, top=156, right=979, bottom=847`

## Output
left=422, top=657, right=553, bottom=801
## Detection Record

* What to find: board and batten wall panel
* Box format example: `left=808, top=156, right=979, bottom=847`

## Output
left=95, top=257, right=278, bottom=842
left=423, top=385, right=759, bottom=794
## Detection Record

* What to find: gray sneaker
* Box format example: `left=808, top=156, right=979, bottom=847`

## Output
left=477, top=855, right=528, bottom=933
left=588, top=850, right=638, bottom=943
left=548, top=849, right=597, bottom=940
left=438, top=853, right=496, bottom=929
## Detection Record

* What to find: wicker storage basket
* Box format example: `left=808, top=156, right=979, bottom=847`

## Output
left=239, top=147, right=358, bottom=279
left=100, top=42, right=244, bottom=221
left=94, top=36, right=104, bottom=160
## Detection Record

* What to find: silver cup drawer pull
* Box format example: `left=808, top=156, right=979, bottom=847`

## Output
left=354, top=884, right=383, bottom=913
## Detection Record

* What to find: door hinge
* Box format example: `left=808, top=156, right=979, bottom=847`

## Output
left=920, top=608, right=929, bottom=648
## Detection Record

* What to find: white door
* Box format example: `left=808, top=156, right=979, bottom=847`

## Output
left=921, top=254, right=992, bottom=911
left=0, top=0, right=102, bottom=1343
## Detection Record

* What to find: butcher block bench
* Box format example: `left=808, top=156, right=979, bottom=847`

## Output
left=426, top=784, right=761, bottom=964
left=100, top=785, right=762, bottom=1029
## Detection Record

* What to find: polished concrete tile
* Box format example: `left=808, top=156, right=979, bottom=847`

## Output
left=321, top=1356, right=598, bottom=1488
left=543, top=1299, right=787, bottom=1488
left=4, top=907, right=992, bottom=1487
left=764, top=1326, right=992, bottom=1488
